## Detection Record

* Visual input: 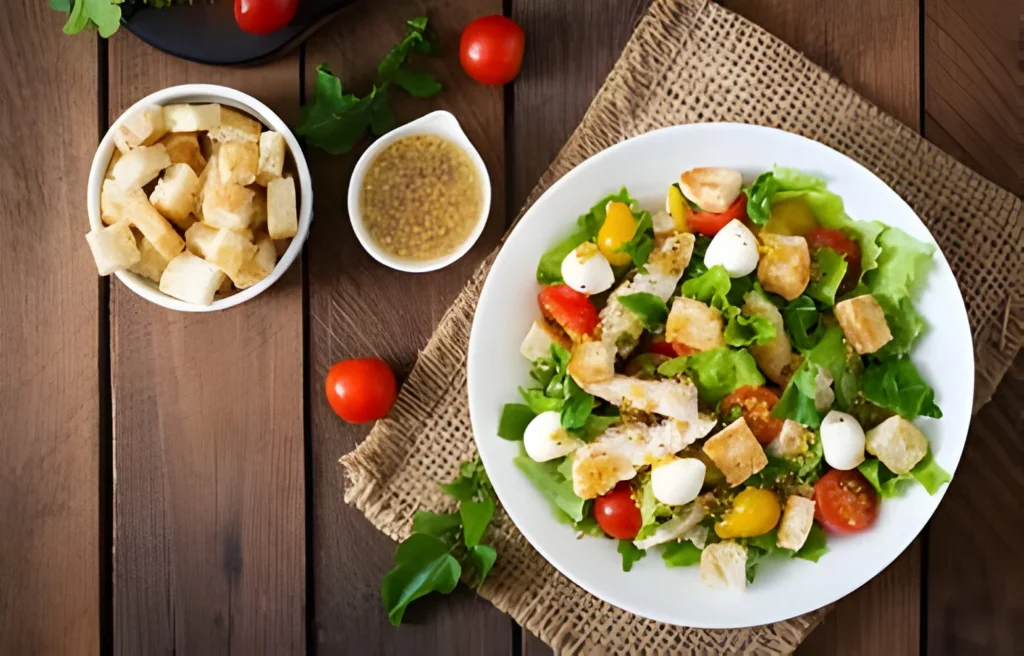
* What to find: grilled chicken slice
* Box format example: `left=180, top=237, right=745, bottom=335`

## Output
left=577, top=374, right=699, bottom=421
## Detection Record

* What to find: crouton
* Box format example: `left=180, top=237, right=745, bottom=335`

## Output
left=158, top=132, right=207, bottom=175
left=865, top=416, right=929, bottom=475
left=744, top=291, right=795, bottom=385
left=204, top=228, right=257, bottom=278
left=700, top=541, right=747, bottom=589
left=768, top=419, right=813, bottom=458
left=679, top=167, right=743, bottom=213
left=568, top=341, right=616, bottom=385
left=218, top=141, right=259, bottom=186
left=123, top=193, right=185, bottom=260
left=666, top=297, right=724, bottom=352
left=129, top=236, right=172, bottom=283
left=206, top=106, right=262, bottom=143
left=114, top=106, right=167, bottom=153
left=256, top=131, right=286, bottom=186
left=202, top=183, right=256, bottom=230
left=163, top=103, right=221, bottom=132
left=777, top=496, right=816, bottom=551
left=230, top=234, right=277, bottom=289
left=702, top=418, right=768, bottom=486
left=249, top=186, right=267, bottom=228
left=185, top=223, right=254, bottom=258
left=86, top=221, right=141, bottom=275
left=149, top=163, right=200, bottom=228
left=758, top=233, right=810, bottom=301
left=159, top=251, right=226, bottom=306
left=100, top=180, right=147, bottom=226
left=834, top=294, right=893, bottom=355
left=267, top=175, right=297, bottom=239
left=519, top=319, right=571, bottom=361
left=111, top=144, right=171, bottom=190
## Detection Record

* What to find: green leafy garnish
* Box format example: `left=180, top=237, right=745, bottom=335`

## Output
left=382, top=458, right=498, bottom=625
left=618, top=293, right=669, bottom=333
left=60, top=0, right=122, bottom=37
left=858, top=450, right=951, bottom=497
left=795, top=524, right=829, bottom=562
left=860, top=357, right=942, bottom=419
left=662, top=540, right=703, bottom=567
left=513, top=452, right=587, bottom=522
left=723, top=312, right=776, bottom=347
left=783, top=296, right=825, bottom=351
left=743, top=523, right=829, bottom=582
left=618, top=540, right=646, bottom=572
left=774, top=360, right=823, bottom=428
left=774, top=326, right=859, bottom=426
left=806, top=248, right=848, bottom=306
left=297, top=18, right=441, bottom=154
left=497, top=404, right=535, bottom=440
left=658, top=347, right=765, bottom=404
left=560, top=377, right=595, bottom=430
left=575, top=412, right=621, bottom=441
left=617, top=211, right=655, bottom=270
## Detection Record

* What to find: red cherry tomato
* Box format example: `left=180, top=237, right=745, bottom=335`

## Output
left=594, top=481, right=642, bottom=540
left=325, top=357, right=397, bottom=424
left=806, top=227, right=862, bottom=295
left=537, top=284, right=599, bottom=341
left=813, top=469, right=880, bottom=534
left=645, top=340, right=679, bottom=358
left=459, top=15, right=525, bottom=85
left=688, top=193, right=748, bottom=236
left=719, top=386, right=784, bottom=444
left=234, top=0, right=299, bottom=35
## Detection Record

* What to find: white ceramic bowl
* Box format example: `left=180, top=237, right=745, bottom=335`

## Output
left=87, top=84, right=313, bottom=312
left=467, top=123, right=974, bottom=628
left=347, top=110, right=491, bottom=273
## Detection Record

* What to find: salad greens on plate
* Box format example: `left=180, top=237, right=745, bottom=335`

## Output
left=500, top=165, right=950, bottom=589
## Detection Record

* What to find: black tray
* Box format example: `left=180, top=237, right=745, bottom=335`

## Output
left=121, top=0, right=355, bottom=66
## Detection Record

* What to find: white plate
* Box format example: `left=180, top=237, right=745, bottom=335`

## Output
left=467, top=123, right=973, bottom=628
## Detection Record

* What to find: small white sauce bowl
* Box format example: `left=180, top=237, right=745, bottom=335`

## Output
left=347, top=110, right=492, bottom=273
left=87, top=84, right=313, bottom=313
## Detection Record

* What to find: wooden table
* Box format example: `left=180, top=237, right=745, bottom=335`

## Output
left=2, top=1, right=1019, bottom=653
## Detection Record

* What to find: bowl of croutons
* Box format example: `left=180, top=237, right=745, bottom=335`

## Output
left=86, top=84, right=312, bottom=311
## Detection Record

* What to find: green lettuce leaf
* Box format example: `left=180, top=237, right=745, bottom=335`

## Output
left=658, top=347, right=765, bottom=404
left=724, top=311, right=777, bottom=347
left=874, top=295, right=927, bottom=358
left=773, top=361, right=822, bottom=428
left=864, top=226, right=936, bottom=301
left=680, top=265, right=732, bottom=310
left=618, top=292, right=669, bottom=333
left=783, top=296, right=825, bottom=351
left=806, top=248, right=848, bottom=306
left=618, top=540, right=647, bottom=572
left=910, top=450, right=953, bottom=494
left=858, top=450, right=951, bottom=497
left=514, top=452, right=587, bottom=522
left=662, top=540, right=703, bottom=567
left=860, top=357, right=942, bottom=419
left=795, top=524, right=829, bottom=562
left=636, top=475, right=673, bottom=540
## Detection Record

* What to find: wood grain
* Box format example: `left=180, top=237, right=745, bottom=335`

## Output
left=0, top=6, right=101, bottom=655
left=924, top=2, right=1024, bottom=652
left=303, top=1, right=510, bottom=653
left=722, top=2, right=923, bottom=654
left=107, top=41, right=305, bottom=654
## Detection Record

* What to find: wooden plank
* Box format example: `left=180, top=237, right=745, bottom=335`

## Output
left=924, top=0, right=1024, bottom=652
left=303, top=1, right=510, bottom=653
left=107, top=42, right=305, bottom=653
left=0, top=7, right=101, bottom=655
left=720, top=2, right=922, bottom=654
left=508, top=1, right=652, bottom=653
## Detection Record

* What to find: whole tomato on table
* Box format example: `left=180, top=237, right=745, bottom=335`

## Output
left=459, top=15, right=526, bottom=85
left=325, top=357, right=398, bottom=424
left=235, top=0, right=299, bottom=35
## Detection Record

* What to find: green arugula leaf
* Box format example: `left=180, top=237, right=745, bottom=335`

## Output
left=536, top=228, right=589, bottom=284
left=368, top=87, right=396, bottom=137
left=618, top=540, right=646, bottom=572
left=513, top=451, right=587, bottom=522
left=529, top=356, right=557, bottom=388
left=460, top=498, right=496, bottom=548
left=806, top=247, right=848, bottom=307
left=745, top=171, right=779, bottom=225
left=617, top=210, right=655, bottom=270
left=617, top=292, right=669, bottom=333
left=497, top=404, right=535, bottom=440
left=467, top=545, right=497, bottom=586
left=560, top=377, right=594, bottom=430
left=377, top=16, right=436, bottom=78
left=783, top=296, right=825, bottom=351
left=382, top=533, right=461, bottom=626
left=410, top=511, right=462, bottom=538
left=860, top=357, right=942, bottom=419
left=662, top=539, right=703, bottom=567
left=390, top=66, right=442, bottom=97
left=659, top=347, right=765, bottom=404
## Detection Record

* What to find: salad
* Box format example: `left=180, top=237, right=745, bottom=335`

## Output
left=498, top=166, right=952, bottom=589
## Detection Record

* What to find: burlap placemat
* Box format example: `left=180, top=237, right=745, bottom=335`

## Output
left=342, top=0, right=1024, bottom=652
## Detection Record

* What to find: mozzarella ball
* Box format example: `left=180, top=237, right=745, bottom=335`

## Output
left=524, top=411, right=582, bottom=462
left=560, top=243, right=614, bottom=295
left=703, top=220, right=760, bottom=278
left=651, top=457, right=706, bottom=506
left=820, top=411, right=866, bottom=471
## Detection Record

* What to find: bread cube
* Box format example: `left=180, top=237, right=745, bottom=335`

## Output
left=205, top=228, right=257, bottom=277
left=519, top=319, right=571, bottom=361
left=194, top=153, right=219, bottom=221
left=679, top=167, right=743, bottom=214
left=129, top=236, right=172, bottom=283
left=256, top=131, right=286, bottom=186
left=865, top=416, right=929, bottom=475
left=202, top=183, right=256, bottom=230
left=163, top=103, right=221, bottom=133
left=111, top=144, right=171, bottom=190
left=768, top=419, right=813, bottom=458
left=123, top=193, right=185, bottom=260
left=702, top=418, right=768, bottom=486
left=149, top=163, right=200, bottom=228
left=158, top=132, right=207, bottom=176
left=101, top=180, right=147, bottom=226
left=207, top=106, right=262, bottom=143
left=700, top=541, right=747, bottom=589
left=86, top=221, right=141, bottom=275
left=186, top=222, right=255, bottom=258
left=666, top=297, right=724, bottom=352
left=159, top=251, right=226, bottom=306
left=218, top=141, right=259, bottom=186
left=757, top=233, right=810, bottom=301
left=114, top=106, right=167, bottom=153
left=105, top=150, right=122, bottom=180
left=776, top=496, right=816, bottom=551
left=230, top=234, right=277, bottom=289
left=834, top=294, right=893, bottom=355
left=568, top=341, right=616, bottom=385
left=267, top=176, right=297, bottom=239
left=744, top=291, right=794, bottom=386
left=249, top=186, right=268, bottom=228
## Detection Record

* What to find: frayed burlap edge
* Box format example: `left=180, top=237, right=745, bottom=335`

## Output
left=342, top=0, right=1023, bottom=653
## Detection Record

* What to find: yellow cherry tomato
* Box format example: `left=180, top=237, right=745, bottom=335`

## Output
left=667, top=184, right=691, bottom=232
left=598, top=201, right=638, bottom=266
left=714, top=487, right=782, bottom=539
left=762, top=198, right=818, bottom=236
